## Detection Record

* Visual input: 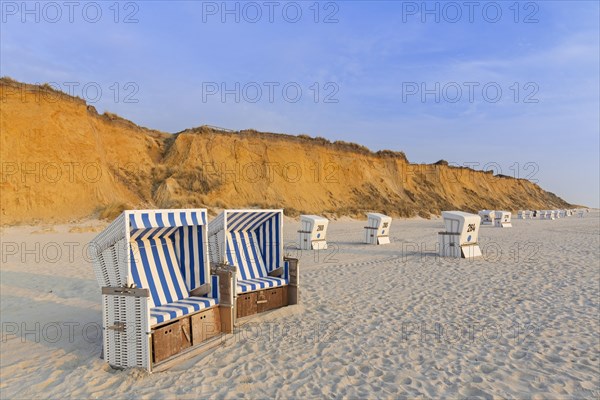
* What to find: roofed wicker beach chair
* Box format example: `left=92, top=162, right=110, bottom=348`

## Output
left=478, top=210, right=495, bottom=225
left=90, top=209, right=229, bottom=371
left=299, top=215, right=329, bottom=250
left=364, top=213, right=392, bottom=245
left=438, top=211, right=482, bottom=259
left=494, top=211, right=512, bottom=228
left=207, top=209, right=299, bottom=323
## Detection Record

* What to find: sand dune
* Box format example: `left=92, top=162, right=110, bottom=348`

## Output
left=1, top=78, right=572, bottom=225
left=1, top=213, right=598, bottom=398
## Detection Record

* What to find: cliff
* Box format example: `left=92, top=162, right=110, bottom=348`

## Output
left=0, top=78, right=571, bottom=225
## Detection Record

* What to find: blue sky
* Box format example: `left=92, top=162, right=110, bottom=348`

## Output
left=2, top=1, right=599, bottom=206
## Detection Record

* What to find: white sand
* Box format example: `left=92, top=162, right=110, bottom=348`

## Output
left=1, top=213, right=599, bottom=399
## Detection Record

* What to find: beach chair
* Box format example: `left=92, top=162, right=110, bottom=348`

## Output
left=478, top=210, right=495, bottom=225
left=539, top=210, right=547, bottom=219
left=298, top=215, right=329, bottom=250
left=494, top=211, right=512, bottom=228
left=438, top=211, right=482, bottom=258
left=90, top=209, right=228, bottom=371
left=364, top=213, right=392, bottom=245
left=207, top=209, right=299, bottom=322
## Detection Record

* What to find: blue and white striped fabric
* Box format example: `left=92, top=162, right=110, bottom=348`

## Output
left=130, top=237, right=189, bottom=309
left=129, top=210, right=207, bottom=230
left=126, top=209, right=217, bottom=327
left=150, top=297, right=216, bottom=326
left=129, top=226, right=180, bottom=241
left=237, top=277, right=287, bottom=294
left=174, top=225, right=208, bottom=292
left=236, top=260, right=288, bottom=294
left=208, top=274, right=219, bottom=301
left=150, top=275, right=219, bottom=326
left=225, top=211, right=279, bottom=232
left=214, top=210, right=285, bottom=294
left=128, top=210, right=211, bottom=295
left=226, top=231, right=268, bottom=280
left=255, top=212, right=281, bottom=272
left=224, top=210, right=282, bottom=272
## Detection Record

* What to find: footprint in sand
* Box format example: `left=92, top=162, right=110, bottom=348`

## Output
left=544, top=354, right=563, bottom=363
left=479, top=364, right=497, bottom=374
left=461, top=386, right=493, bottom=400
left=509, top=350, right=527, bottom=360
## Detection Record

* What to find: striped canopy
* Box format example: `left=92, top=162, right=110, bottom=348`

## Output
left=128, top=210, right=207, bottom=230
left=126, top=209, right=210, bottom=308
left=208, top=210, right=283, bottom=282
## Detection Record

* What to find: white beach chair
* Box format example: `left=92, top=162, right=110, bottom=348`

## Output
left=298, top=215, right=329, bottom=250
left=494, top=211, right=512, bottom=228
left=207, top=209, right=299, bottom=322
left=364, top=213, right=392, bottom=245
left=438, top=211, right=482, bottom=259
left=478, top=210, right=495, bottom=225
left=89, top=209, right=227, bottom=371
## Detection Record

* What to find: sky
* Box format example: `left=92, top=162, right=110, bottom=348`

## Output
left=1, top=0, right=599, bottom=207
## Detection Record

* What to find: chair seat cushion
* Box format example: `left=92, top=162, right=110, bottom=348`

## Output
left=150, top=296, right=217, bottom=327
left=237, top=277, right=288, bottom=294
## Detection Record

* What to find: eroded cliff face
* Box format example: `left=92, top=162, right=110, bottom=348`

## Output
left=0, top=79, right=571, bottom=225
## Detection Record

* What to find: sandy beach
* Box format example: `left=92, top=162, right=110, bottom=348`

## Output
left=1, top=213, right=598, bottom=399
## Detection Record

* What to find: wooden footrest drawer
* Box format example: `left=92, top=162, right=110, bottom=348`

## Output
left=152, top=307, right=223, bottom=365
left=152, top=318, right=192, bottom=364
left=237, top=286, right=289, bottom=318
left=258, top=287, right=288, bottom=313
left=191, top=308, right=221, bottom=344
left=237, top=292, right=258, bottom=318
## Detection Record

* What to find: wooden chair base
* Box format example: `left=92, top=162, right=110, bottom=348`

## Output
left=151, top=306, right=224, bottom=365
left=236, top=286, right=289, bottom=319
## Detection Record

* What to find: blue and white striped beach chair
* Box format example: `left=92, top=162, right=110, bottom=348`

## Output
left=90, top=209, right=225, bottom=371
left=208, top=209, right=299, bottom=321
